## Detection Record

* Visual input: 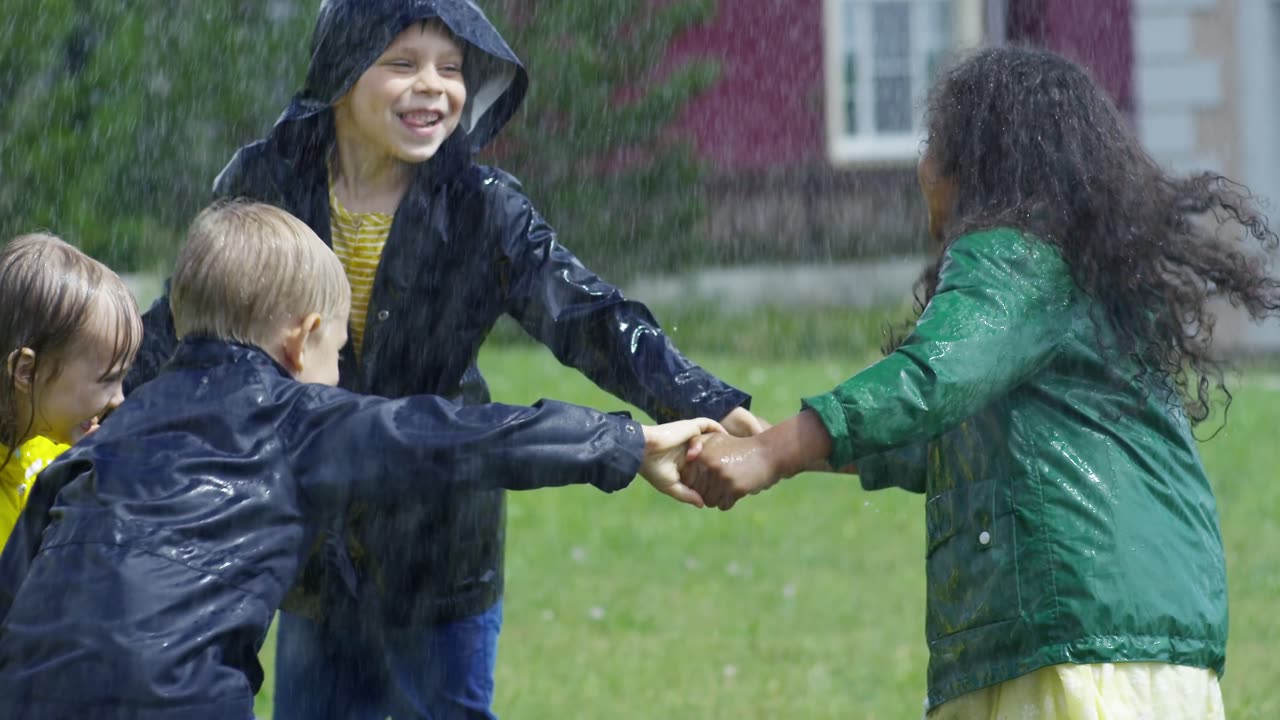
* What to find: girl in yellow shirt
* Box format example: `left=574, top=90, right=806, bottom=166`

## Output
left=0, top=233, right=142, bottom=551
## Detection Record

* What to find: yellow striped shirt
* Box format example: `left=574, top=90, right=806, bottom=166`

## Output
left=329, top=182, right=394, bottom=357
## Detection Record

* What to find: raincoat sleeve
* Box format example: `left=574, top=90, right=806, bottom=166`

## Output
left=801, top=229, right=1076, bottom=471
left=855, top=444, right=929, bottom=494
left=284, top=387, right=646, bottom=509
left=495, top=180, right=750, bottom=424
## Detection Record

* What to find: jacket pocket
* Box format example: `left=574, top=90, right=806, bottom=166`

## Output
left=924, top=478, right=1019, bottom=640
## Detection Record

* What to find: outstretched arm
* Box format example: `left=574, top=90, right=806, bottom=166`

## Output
left=800, top=229, right=1073, bottom=470
left=494, top=177, right=751, bottom=425
left=288, top=388, right=649, bottom=510
left=683, top=229, right=1075, bottom=509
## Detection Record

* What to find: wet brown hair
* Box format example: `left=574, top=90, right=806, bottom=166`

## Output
left=908, top=46, right=1280, bottom=424
left=0, top=233, right=142, bottom=460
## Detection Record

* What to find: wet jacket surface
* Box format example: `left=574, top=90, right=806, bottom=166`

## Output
left=126, top=0, right=748, bottom=625
left=803, top=228, right=1228, bottom=709
left=0, top=339, right=644, bottom=719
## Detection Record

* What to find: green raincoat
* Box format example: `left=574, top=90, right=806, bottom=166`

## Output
left=803, top=228, right=1228, bottom=709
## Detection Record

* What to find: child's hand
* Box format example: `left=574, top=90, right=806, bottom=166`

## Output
left=639, top=418, right=726, bottom=508
left=682, top=432, right=783, bottom=510
left=71, top=416, right=102, bottom=443
left=719, top=406, right=770, bottom=437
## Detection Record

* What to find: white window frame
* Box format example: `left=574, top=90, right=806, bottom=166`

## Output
left=823, top=0, right=984, bottom=166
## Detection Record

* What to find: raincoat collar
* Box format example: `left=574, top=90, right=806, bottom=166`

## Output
left=168, top=337, right=292, bottom=379
left=279, top=0, right=526, bottom=150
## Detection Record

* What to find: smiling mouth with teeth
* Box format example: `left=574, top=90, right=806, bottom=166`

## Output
left=400, top=110, right=443, bottom=129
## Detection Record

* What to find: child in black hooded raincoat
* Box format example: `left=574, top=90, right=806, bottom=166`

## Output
left=126, top=2, right=762, bottom=718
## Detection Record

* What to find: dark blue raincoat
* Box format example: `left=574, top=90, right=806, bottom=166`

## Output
left=0, top=339, right=646, bottom=719
left=128, top=0, right=749, bottom=626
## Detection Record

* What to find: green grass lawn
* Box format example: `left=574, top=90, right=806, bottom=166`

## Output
left=254, top=346, right=1280, bottom=719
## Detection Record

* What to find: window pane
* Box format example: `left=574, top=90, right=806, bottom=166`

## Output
left=842, top=0, right=857, bottom=43
left=874, top=76, right=912, bottom=132
left=927, top=1, right=952, bottom=83
left=872, top=1, right=910, bottom=75
left=844, top=53, right=858, bottom=135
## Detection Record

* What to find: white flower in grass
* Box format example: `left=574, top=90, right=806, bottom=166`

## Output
left=782, top=583, right=797, bottom=599
left=541, top=609, right=555, bottom=622
left=723, top=664, right=738, bottom=680
left=588, top=606, right=606, bottom=621
left=570, top=546, right=587, bottom=563
left=808, top=663, right=832, bottom=692
left=684, top=556, right=700, bottom=571
left=725, top=561, right=742, bottom=576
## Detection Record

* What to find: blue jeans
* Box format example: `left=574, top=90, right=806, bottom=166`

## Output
left=272, top=600, right=503, bottom=720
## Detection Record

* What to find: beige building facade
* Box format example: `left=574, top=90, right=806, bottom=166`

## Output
left=1136, top=0, right=1280, bottom=353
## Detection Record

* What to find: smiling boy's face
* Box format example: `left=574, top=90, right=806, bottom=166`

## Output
left=335, top=21, right=467, bottom=165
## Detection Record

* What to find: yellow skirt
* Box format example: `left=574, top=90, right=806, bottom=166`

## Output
left=926, top=663, right=1224, bottom=720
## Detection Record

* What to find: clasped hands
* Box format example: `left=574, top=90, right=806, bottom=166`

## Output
left=639, top=406, right=791, bottom=511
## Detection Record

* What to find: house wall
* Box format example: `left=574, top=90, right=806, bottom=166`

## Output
left=1236, top=0, right=1280, bottom=210
left=1007, top=0, right=1134, bottom=112
left=669, top=0, right=1148, bottom=262
left=668, top=0, right=826, bottom=174
left=655, top=0, right=1276, bottom=355
left=1228, top=0, right=1280, bottom=352
left=669, top=0, right=929, bottom=260
left=1135, top=0, right=1280, bottom=353
left=1135, top=0, right=1236, bottom=175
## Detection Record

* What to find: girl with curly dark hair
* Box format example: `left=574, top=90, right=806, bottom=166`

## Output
left=683, top=46, right=1279, bottom=718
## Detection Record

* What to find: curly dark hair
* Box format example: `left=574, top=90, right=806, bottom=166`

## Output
left=910, top=45, right=1280, bottom=425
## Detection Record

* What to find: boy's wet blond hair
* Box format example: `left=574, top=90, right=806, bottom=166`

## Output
left=171, top=201, right=350, bottom=348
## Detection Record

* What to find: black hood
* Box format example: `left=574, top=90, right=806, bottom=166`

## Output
left=276, top=0, right=527, bottom=157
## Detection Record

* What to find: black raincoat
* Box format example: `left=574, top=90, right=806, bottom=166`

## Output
left=0, top=339, right=646, bottom=718
left=126, top=0, right=749, bottom=625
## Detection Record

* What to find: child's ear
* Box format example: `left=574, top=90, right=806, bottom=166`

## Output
left=7, top=348, right=37, bottom=393
left=279, top=314, right=324, bottom=378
